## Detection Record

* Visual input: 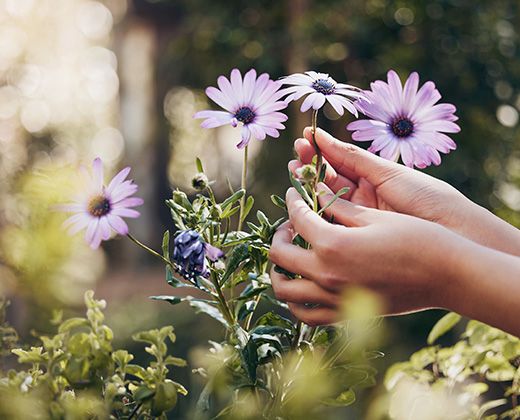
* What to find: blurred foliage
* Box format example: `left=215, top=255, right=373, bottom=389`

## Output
left=385, top=313, right=520, bottom=419
left=0, top=291, right=187, bottom=419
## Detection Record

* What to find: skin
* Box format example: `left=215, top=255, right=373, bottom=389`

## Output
left=269, top=128, right=520, bottom=337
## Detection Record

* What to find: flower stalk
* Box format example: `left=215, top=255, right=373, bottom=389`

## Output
left=237, top=145, right=249, bottom=232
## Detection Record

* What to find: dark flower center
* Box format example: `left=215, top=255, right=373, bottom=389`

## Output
left=88, top=195, right=111, bottom=217
left=391, top=118, right=414, bottom=138
left=235, top=107, right=255, bottom=124
left=312, top=79, right=335, bottom=95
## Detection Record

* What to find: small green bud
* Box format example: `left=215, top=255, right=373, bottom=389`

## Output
left=295, top=164, right=317, bottom=182
left=191, top=172, right=209, bottom=191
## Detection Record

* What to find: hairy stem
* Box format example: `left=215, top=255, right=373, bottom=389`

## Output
left=237, top=145, right=249, bottom=232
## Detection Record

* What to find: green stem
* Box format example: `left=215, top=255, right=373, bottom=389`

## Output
left=126, top=233, right=172, bottom=267
left=310, top=109, right=322, bottom=194
left=209, top=271, right=235, bottom=326
left=237, top=145, right=249, bottom=232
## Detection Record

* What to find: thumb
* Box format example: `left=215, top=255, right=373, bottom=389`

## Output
left=304, top=127, right=403, bottom=186
left=317, top=183, right=378, bottom=227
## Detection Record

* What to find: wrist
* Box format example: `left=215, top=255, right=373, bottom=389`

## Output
left=460, top=201, right=520, bottom=256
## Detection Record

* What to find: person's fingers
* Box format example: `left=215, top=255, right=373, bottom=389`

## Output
left=317, top=183, right=380, bottom=227
left=270, top=267, right=340, bottom=307
left=287, top=303, right=339, bottom=326
left=293, top=137, right=316, bottom=164
left=269, top=221, right=319, bottom=280
left=303, top=127, right=404, bottom=187
left=285, top=187, right=334, bottom=245
left=292, top=139, right=356, bottom=200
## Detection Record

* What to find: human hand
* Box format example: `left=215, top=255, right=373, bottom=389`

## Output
left=269, top=185, right=468, bottom=326
left=290, top=128, right=520, bottom=256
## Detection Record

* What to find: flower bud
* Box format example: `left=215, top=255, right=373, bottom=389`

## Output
left=172, top=230, right=224, bottom=283
left=191, top=172, right=209, bottom=191
left=295, top=164, right=317, bottom=182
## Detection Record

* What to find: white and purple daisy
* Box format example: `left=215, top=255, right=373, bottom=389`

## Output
left=194, top=68, right=288, bottom=149
left=58, top=158, right=143, bottom=249
left=347, top=70, right=460, bottom=169
left=280, top=71, right=366, bottom=116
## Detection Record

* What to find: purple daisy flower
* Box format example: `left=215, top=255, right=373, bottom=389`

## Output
left=347, top=70, right=460, bottom=169
left=172, top=230, right=224, bottom=283
left=194, top=68, right=288, bottom=149
left=57, top=158, right=143, bottom=249
left=280, top=71, right=366, bottom=116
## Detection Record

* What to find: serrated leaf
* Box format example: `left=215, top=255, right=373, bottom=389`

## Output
left=427, top=312, right=461, bottom=345
left=162, top=230, right=170, bottom=259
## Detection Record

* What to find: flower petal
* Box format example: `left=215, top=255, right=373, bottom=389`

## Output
left=107, top=214, right=129, bottom=235
left=92, top=158, right=104, bottom=189
left=106, top=166, right=131, bottom=194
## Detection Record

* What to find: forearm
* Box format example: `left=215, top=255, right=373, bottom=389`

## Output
left=447, top=238, right=520, bottom=337
left=458, top=200, right=520, bottom=257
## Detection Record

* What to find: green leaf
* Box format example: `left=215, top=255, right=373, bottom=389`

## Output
left=427, top=312, right=461, bottom=345
left=57, top=317, right=89, bottom=333
left=187, top=297, right=229, bottom=328
left=323, top=389, right=356, bottom=407
left=221, top=189, right=245, bottom=210
left=318, top=162, right=327, bottom=183
left=221, top=243, right=249, bottom=284
left=196, top=157, right=204, bottom=173
left=477, top=399, right=508, bottom=418
left=150, top=295, right=183, bottom=305
left=256, top=210, right=269, bottom=226
left=162, top=230, right=170, bottom=259
left=134, top=386, right=155, bottom=402
left=288, top=169, right=313, bottom=206
left=241, top=339, right=258, bottom=383
left=164, top=355, right=187, bottom=367
left=317, top=187, right=350, bottom=216
left=240, top=196, right=255, bottom=225
left=271, top=194, right=286, bottom=210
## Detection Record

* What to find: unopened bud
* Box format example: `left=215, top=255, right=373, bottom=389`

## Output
left=191, top=172, right=209, bottom=191
left=295, top=164, right=317, bottom=181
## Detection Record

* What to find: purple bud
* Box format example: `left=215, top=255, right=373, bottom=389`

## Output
left=172, top=230, right=223, bottom=283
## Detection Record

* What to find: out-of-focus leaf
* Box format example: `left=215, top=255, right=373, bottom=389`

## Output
left=162, top=230, right=170, bottom=259
left=196, top=157, right=204, bottom=173
left=322, top=389, right=356, bottom=407
left=427, top=312, right=461, bottom=345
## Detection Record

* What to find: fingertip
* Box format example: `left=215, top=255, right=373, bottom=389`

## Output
left=288, top=159, right=302, bottom=173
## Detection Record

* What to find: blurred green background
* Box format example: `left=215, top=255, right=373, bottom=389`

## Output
left=0, top=0, right=519, bottom=418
